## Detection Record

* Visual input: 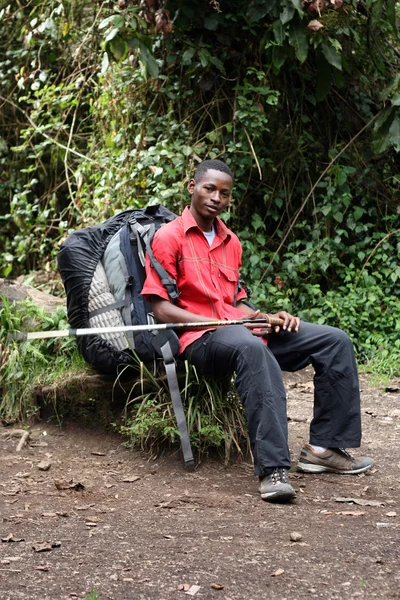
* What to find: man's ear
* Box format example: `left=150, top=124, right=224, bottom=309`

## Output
left=187, top=178, right=195, bottom=195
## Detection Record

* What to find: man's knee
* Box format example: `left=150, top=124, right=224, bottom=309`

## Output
left=326, top=326, right=354, bottom=350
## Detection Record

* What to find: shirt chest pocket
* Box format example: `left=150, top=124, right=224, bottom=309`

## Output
left=217, top=266, right=238, bottom=304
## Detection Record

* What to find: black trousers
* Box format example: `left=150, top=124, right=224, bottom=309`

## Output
left=183, top=322, right=362, bottom=476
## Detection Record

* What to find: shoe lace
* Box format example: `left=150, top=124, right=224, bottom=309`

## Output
left=337, top=448, right=355, bottom=462
left=270, top=468, right=289, bottom=484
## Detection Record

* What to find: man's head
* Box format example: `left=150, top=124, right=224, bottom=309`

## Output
left=193, top=159, right=234, bottom=184
left=188, top=159, right=234, bottom=232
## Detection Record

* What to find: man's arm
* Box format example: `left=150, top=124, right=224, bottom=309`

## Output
left=151, top=296, right=282, bottom=334
left=151, top=296, right=214, bottom=324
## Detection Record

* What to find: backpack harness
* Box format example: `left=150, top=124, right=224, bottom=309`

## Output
left=57, top=204, right=194, bottom=467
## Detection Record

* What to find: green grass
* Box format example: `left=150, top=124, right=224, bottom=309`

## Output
left=0, top=296, right=86, bottom=420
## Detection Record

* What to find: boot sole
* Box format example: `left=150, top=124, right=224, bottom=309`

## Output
left=297, top=461, right=374, bottom=475
left=260, top=487, right=296, bottom=503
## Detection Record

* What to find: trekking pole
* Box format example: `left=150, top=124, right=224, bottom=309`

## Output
left=9, top=317, right=284, bottom=342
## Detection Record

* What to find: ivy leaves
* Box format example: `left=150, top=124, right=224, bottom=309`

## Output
left=99, top=9, right=159, bottom=78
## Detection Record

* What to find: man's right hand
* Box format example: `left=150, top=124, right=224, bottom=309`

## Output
left=242, top=310, right=274, bottom=337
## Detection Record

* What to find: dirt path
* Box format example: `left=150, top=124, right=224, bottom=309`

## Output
left=1, top=369, right=399, bottom=600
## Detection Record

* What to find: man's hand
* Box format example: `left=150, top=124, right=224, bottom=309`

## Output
left=267, top=311, right=300, bottom=334
left=242, top=309, right=274, bottom=337
left=243, top=310, right=300, bottom=337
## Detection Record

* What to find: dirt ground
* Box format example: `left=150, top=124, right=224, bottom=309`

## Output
left=1, top=368, right=399, bottom=600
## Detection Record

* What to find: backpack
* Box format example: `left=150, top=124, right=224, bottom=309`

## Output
left=57, top=204, right=194, bottom=467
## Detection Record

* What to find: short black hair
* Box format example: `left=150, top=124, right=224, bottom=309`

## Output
left=194, top=159, right=234, bottom=183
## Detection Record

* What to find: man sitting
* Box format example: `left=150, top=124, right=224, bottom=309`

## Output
left=141, top=159, right=374, bottom=503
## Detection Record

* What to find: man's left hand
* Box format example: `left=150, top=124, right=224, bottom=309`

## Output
left=265, top=311, right=300, bottom=334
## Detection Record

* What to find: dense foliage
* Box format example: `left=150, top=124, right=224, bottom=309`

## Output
left=1, top=0, right=399, bottom=373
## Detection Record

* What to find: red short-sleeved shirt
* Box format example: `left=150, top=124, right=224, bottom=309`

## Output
left=141, top=206, right=249, bottom=354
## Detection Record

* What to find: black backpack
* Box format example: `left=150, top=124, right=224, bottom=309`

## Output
left=57, top=204, right=194, bottom=467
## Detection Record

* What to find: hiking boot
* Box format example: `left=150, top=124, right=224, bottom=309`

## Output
left=259, top=468, right=296, bottom=503
left=297, top=445, right=374, bottom=474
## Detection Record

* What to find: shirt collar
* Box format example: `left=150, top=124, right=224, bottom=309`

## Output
left=181, top=206, right=231, bottom=241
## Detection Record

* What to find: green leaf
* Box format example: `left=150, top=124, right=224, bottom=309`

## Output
left=182, top=47, right=195, bottom=64
left=354, top=207, right=365, bottom=221
left=321, top=43, right=342, bottom=71
left=198, top=48, right=211, bottom=68
left=246, top=2, right=276, bottom=24
left=139, top=43, right=159, bottom=78
left=371, top=0, right=384, bottom=29
left=280, top=1, right=295, bottom=24
left=273, top=19, right=285, bottom=45
left=99, top=16, right=115, bottom=30
left=337, top=170, right=347, bottom=186
left=290, top=0, right=304, bottom=14
left=204, top=15, right=219, bottom=31
left=272, top=46, right=287, bottom=70
left=389, top=116, right=400, bottom=152
left=373, top=128, right=392, bottom=154
left=105, top=27, right=119, bottom=42
left=113, top=15, right=125, bottom=28
left=391, top=93, right=400, bottom=106
left=333, top=211, right=343, bottom=223
left=291, top=24, right=308, bottom=63
left=100, top=52, right=110, bottom=75
left=110, top=37, right=128, bottom=61
left=374, top=106, right=393, bottom=131
left=127, top=18, right=137, bottom=31
left=386, top=0, right=397, bottom=32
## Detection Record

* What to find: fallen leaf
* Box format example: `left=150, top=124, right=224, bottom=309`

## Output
left=271, top=568, right=285, bottom=577
left=90, top=451, right=106, bottom=456
left=54, top=480, right=85, bottom=491
left=34, top=565, right=49, bottom=571
left=1, top=534, right=25, bottom=543
left=121, top=475, right=141, bottom=483
left=336, top=511, right=365, bottom=516
left=75, top=504, right=95, bottom=510
left=185, top=585, right=201, bottom=596
left=32, top=542, right=52, bottom=553
left=32, top=541, right=61, bottom=552
left=334, top=497, right=384, bottom=507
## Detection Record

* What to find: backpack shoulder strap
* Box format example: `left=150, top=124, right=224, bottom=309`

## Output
left=145, top=223, right=180, bottom=301
left=150, top=327, right=194, bottom=468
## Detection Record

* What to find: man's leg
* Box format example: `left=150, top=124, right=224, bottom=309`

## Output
left=183, top=326, right=291, bottom=475
left=267, top=321, right=373, bottom=473
left=267, top=321, right=361, bottom=446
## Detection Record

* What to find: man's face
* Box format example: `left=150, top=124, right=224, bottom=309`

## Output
left=187, top=168, right=233, bottom=231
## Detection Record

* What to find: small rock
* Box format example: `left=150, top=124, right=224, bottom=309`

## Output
left=37, top=461, right=51, bottom=471
left=290, top=531, right=303, bottom=542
